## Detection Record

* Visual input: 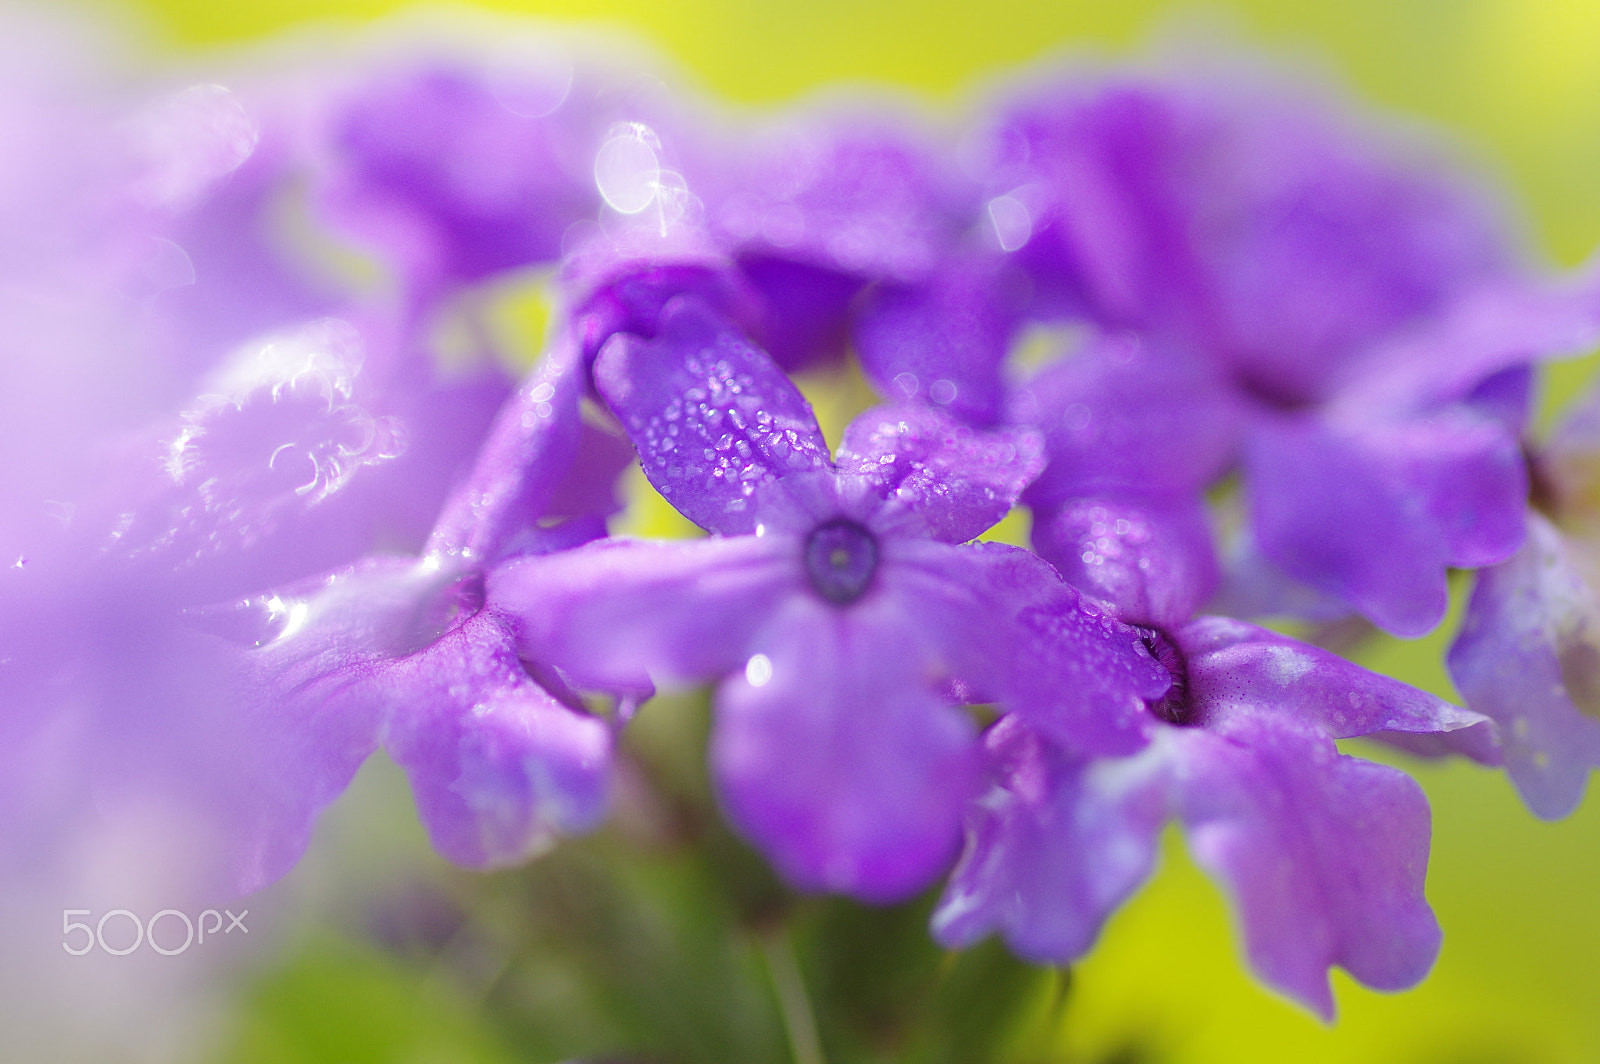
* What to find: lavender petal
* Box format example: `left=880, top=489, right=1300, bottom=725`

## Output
left=593, top=297, right=832, bottom=534
left=491, top=534, right=797, bottom=691
left=711, top=594, right=980, bottom=903
left=835, top=404, right=1044, bottom=543
left=1448, top=514, right=1600, bottom=818
left=1173, top=711, right=1440, bottom=1020
left=1177, top=616, right=1486, bottom=739
left=932, top=716, right=1167, bottom=962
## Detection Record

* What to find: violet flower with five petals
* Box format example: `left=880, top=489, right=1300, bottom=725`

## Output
left=492, top=298, right=1171, bottom=902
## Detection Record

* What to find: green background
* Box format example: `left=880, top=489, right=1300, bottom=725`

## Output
left=97, top=0, right=1600, bottom=1060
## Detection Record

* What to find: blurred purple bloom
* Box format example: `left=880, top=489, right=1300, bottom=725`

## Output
left=876, top=68, right=1600, bottom=635
left=219, top=340, right=633, bottom=889
left=493, top=299, right=1169, bottom=901
left=316, top=55, right=601, bottom=297
left=698, top=108, right=973, bottom=371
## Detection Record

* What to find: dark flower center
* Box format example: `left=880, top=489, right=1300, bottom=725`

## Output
left=1136, top=625, right=1195, bottom=726
left=803, top=518, right=879, bottom=605
left=1526, top=444, right=1560, bottom=519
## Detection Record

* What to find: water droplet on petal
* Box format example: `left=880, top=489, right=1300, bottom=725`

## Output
left=988, top=193, right=1032, bottom=252
left=595, top=124, right=661, bottom=214
left=745, top=653, right=773, bottom=687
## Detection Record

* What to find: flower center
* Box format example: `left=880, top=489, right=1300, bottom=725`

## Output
left=1136, top=625, right=1194, bottom=726
left=803, top=518, right=879, bottom=605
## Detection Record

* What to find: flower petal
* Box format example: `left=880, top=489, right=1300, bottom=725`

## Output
left=1245, top=409, right=1525, bottom=636
left=593, top=297, right=832, bottom=534
left=1178, top=616, right=1485, bottom=738
left=1011, top=330, right=1244, bottom=507
left=380, top=609, right=612, bottom=868
left=711, top=593, right=980, bottom=903
left=1031, top=491, right=1218, bottom=629
left=320, top=61, right=597, bottom=288
left=426, top=340, right=585, bottom=561
left=1172, top=711, right=1440, bottom=1020
left=886, top=540, right=1170, bottom=755
left=853, top=253, right=1025, bottom=426
left=491, top=534, right=796, bottom=690
left=835, top=404, right=1043, bottom=543
left=1447, top=513, right=1600, bottom=818
left=932, top=716, right=1167, bottom=962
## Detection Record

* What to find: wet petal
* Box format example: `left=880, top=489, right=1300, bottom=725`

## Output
left=887, top=540, right=1170, bottom=755
left=381, top=609, right=612, bottom=868
left=1031, top=491, right=1217, bottom=629
left=1448, top=514, right=1600, bottom=818
left=933, top=717, right=1167, bottom=962
left=1172, top=711, right=1440, bottom=1020
left=229, top=558, right=441, bottom=890
left=593, top=297, right=832, bottom=534
left=1178, top=616, right=1485, bottom=738
left=491, top=534, right=797, bottom=690
left=426, top=339, right=585, bottom=561
left=835, top=404, right=1044, bottom=543
left=711, top=593, right=980, bottom=903
left=853, top=253, right=1026, bottom=426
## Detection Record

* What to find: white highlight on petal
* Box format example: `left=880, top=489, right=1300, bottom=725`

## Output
left=1263, top=644, right=1317, bottom=685
left=988, top=193, right=1032, bottom=251
left=595, top=123, right=661, bottom=214
left=745, top=653, right=773, bottom=688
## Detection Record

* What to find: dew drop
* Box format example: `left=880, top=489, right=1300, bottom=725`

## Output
left=595, top=124, right=661, bottom=214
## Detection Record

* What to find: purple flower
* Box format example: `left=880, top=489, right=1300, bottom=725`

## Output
left=934, top=615, right=1484, bottom=1019
left=1011, top=228, right=1599, bottom=638
left=491, top=298, right=1170, bottom=901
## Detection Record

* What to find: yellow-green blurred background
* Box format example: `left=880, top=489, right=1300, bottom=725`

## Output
left=100, top=0, right=1600, bottom=1060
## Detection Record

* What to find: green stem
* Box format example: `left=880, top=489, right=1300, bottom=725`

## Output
left=759, top=927, right=826, bottom=1064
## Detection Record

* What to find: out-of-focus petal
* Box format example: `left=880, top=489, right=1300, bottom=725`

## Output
left=1031, top=491, right=1218, bottom=629
left=491, top=534, right=797, bottom=690
left=1448, top=514, right=1600, bottom=818
left=704, top=109, right=963, bottom=287
left=1177, top=616, right=1485, bottom=738
left=319, top=60, right=599, bottom=290
left=1333, top=273, right=1600, bottom=418
left=853, top=253, right=1027, bottom=426
left=426, top=339, right=584, bottom=560
left=593, top=297, right=832, bottom=534
left=1011, top=330, right=1243, bottom=507
left=1172, top=711, right=1440, bottom=1020
left=95, top=318, right=413, bottom=602
left=835, top=404, right=1043, bottom=543
left=932, top=716, right=1167, bottom=962
left=711, top=593, right=979, bottom=903
left=1245, top=409, right=1525, bottom=637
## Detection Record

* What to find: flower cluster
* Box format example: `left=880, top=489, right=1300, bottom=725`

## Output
left=5, top=13, right=1599, bottom=1021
